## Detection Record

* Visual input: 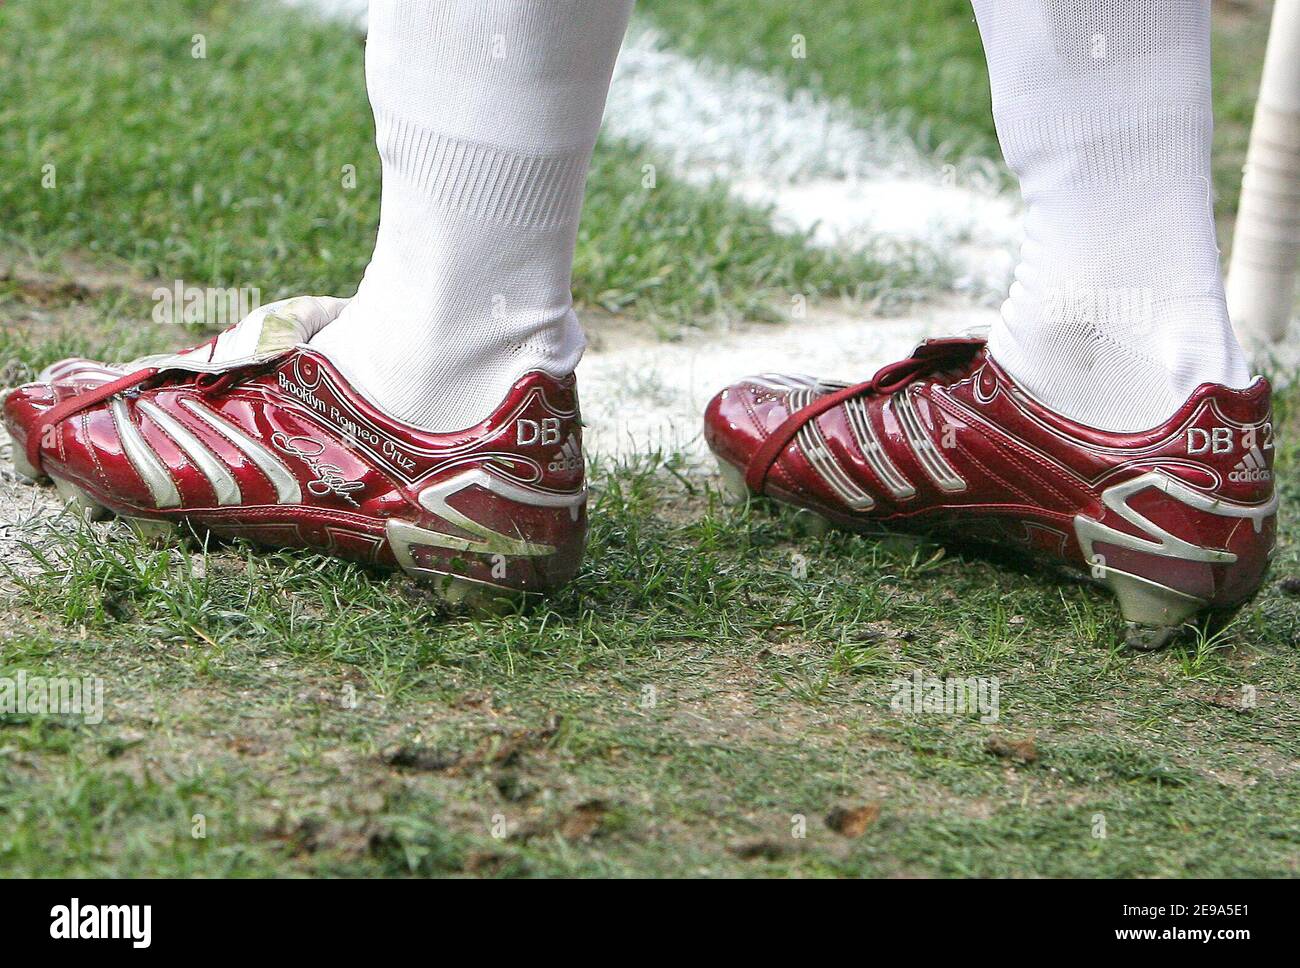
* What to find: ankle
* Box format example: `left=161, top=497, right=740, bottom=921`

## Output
left=309, top=296, right=584, bottom=432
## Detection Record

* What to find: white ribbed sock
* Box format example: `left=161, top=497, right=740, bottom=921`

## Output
left=310, top=0, right=633, bottom=430
left=972, top=0, right=1253, bottom=432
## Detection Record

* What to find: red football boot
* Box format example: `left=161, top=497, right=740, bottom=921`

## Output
left=704, top=336, right=1278, bottom=648
left=5, top=303, right=587, bottom=608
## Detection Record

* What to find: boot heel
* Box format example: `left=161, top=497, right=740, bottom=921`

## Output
left=385, top=519, right=529, bottom=613
left=1098, top=568, right=1206, bottom=650
left=424, top=572, right=526, bottom=613
left=1072, top=471, right=1276, bottom=650
left=383, top=466, right=587, bottom=610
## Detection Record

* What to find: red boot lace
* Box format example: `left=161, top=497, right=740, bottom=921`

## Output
left=743, top=336, right=985, bottom=494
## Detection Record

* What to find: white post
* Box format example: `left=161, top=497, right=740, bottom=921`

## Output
left=1226, top=0, right=1300, bottom=351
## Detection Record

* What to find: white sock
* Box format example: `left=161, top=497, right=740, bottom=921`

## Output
left=972, top=0, right=1253, bottom=432
left=310, top=0, right=633, bottom=430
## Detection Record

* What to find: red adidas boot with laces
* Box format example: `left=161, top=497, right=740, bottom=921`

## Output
left=704, top=336, right=1278, bottom=648
left=4, top=298, right=587, bottom=607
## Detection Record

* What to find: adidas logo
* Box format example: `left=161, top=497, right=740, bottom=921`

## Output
left=547, top=433, right=582, bottom=474
left=1229, top=445, right=1271, bottom=483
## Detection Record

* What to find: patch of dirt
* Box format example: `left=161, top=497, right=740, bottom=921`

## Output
left=382, top=716, right=561, bottom=776
left=1, top=275, right=96, bottom=308
left=0, top=250, right=166, bottom=305
left=274, top=803, right=387, bottom=861
left=985, top=735, right=1039, bottom=765
left=728, top=838, right=794, bottom=861
left=825, top=802, right=881, bottom=838
left=511, top=798, right=614, bottom=844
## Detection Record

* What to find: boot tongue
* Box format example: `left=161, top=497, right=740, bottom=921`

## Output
left=129, top=295, right=348, bottom=374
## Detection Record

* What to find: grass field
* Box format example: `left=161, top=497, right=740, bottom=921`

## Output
left=0, top=0, right=1297, bottom=878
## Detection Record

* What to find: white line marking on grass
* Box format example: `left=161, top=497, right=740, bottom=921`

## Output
left=606, top=30, right=1019, bottom=298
